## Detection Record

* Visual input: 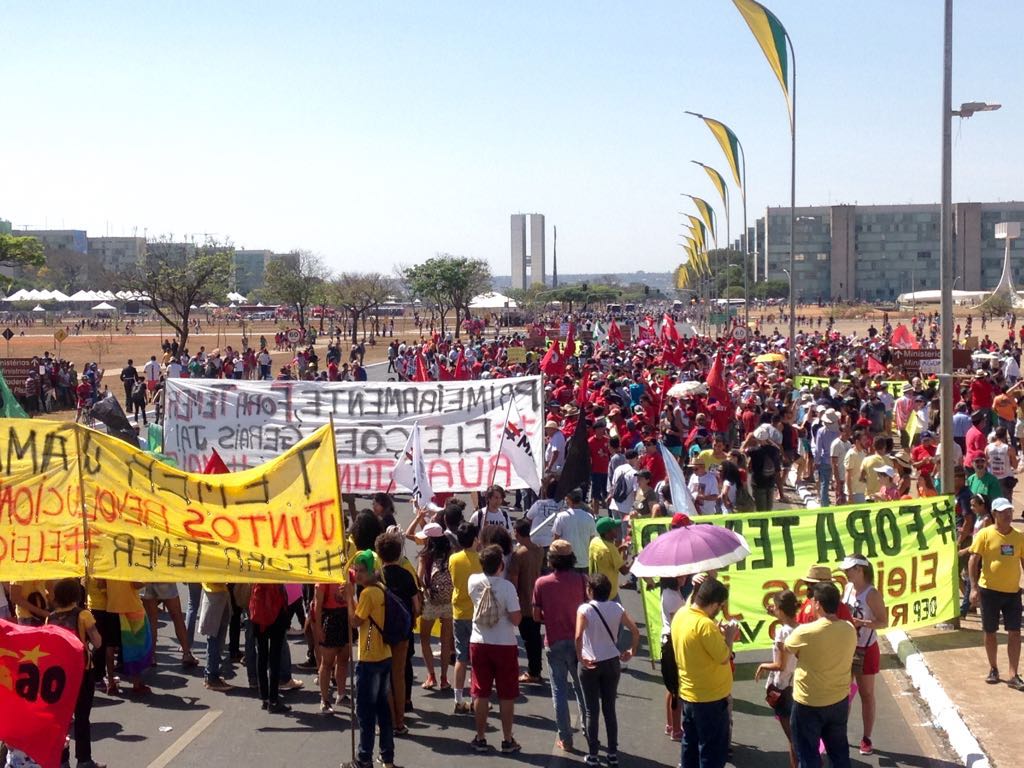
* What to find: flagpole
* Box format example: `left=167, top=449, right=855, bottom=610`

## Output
left=740, top=142, right=750, bottom=329
left=329, top=412, right=356, bottom=766
left=488, top=393, right=516, bottom=489
left=786, top=32, right=797, bottom=377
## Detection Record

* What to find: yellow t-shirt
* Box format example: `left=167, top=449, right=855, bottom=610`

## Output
left=784, top=617, right=858, bottom=707
left=50, top=607, right=97, bottom=668
left=85, top=577, right=107, bottom=612
left=970, top=526, right=1024, bottom=593
left=589, top=537, right=624, bottom=601
left=105, top=580, right=144, bottom=614
left=12, top=581, right=49, bottom=621
left=202, top=583, right=228, bottom=593
left=696, top=449, right=726, bottom=470
left=354, top=585, right=391, bottom=662
left=448, top=549, right=482, bottom=620
left=860, top=454, right=892, bottom=496
left=671, top=605, right=733, bottom=703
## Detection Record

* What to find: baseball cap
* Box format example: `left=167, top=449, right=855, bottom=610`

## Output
left=596, top=517, right=619, bottom=535
left=992, top=498, right=1014, bottom=513
left=873, top=465, right=896, bottom=478
left=839, top=555, right=870, bottom=570
left=670, top=513, right=692, bottom=529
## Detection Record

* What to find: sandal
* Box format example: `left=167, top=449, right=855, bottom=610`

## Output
left=438, top=682, right=453, bottom=692
left=421, top=678, right=437, bottom=690
left=394, top=724, right=409, bottom=736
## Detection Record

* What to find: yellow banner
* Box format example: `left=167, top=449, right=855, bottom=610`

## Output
left=794, top=375, right=909, bottom=401
left=0, top=422, right=85, bottom=579
left=0, top=420, right=346, bottom=582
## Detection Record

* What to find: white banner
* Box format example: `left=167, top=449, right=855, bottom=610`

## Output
left=162, top=377, right=545, bottom=493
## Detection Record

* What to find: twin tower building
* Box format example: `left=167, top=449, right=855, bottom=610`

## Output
left=510, top=213, right=550, bottom=290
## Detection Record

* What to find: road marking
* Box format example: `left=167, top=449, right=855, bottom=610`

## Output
left=146, top=710, right=222, bottom=768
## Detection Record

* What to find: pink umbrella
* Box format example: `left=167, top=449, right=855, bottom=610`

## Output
left=630, top=523, right=750, bottom=578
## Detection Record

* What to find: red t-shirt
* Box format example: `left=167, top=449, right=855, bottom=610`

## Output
left=964, top=426, right=987, bottom=467
left=588, top=435, right=611, bottom=474
left=911, top=444, right=937, bottom=477
left=708, top=401, right=732, bottom=434
left=640, top=450, right=667, bottom=485
left=970, top=378, right=996, bottom=410
left=533, top=571, right=588, bottom=645
left=797, top=599, right=854, bottom=624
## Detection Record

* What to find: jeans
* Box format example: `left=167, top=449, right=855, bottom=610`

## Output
left=579, top=657, right=621, bottom=757
left=790, top=698, right=851, bottom=768
left=817, top=464, right=831, bottom=507
left=256, top=612, right=288, bottom=704
left=753, top=485, right=774, bottom=512
left=680, top=697, right=730, bottom=768
left=356, top=659, right=394, bottom=764
left=186, top=583, right=202, bottom=647
left=205, top=622, right=227, bottom=681
left=547, top=639, right=586, bottom=745
left=519, top=616, right=543, bottom=677
left=245, top=616, right=292, bottom=685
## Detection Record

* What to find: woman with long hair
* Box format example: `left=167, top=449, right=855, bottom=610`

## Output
left=986, top=426, right=1018, bottom=501
left=417, top=525, right=454, bottom=691
left=754, top=590, right=799, bottom=768
left=717, top=460, right=743, bottom=513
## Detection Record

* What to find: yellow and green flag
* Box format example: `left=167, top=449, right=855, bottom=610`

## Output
left=733, top=0, right=791, bottom=104
left=700, top=116, right=744, bottom=188
left=685, top=215, right=707, bottom=250
left=692, top=161, right=730, bottom=214
left=683, top=195, right=717, bottom=247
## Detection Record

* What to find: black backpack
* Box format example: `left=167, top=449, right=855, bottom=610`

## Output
left=611, top=472, right=631, bottom=503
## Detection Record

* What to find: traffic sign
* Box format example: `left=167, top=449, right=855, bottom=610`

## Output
left=2, top=328, right=13, bottom=342
left=731, top=326, right=748, bottom=341
left=285, top=328, right=302, bottom=344
left=54, top=328, right=68, bottom=343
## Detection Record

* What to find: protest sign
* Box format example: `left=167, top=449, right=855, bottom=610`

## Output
left=0, top=421, right=85, bottom=580
left=0, top=358, right=37, bottom=396
left=506, top=347, right=527, bottom=364
left=162, top=378, right=545, bottom=493
left=794, top=375, right=909, bottom=400
left=0, top=420, right=346, bottom=582
left=0, top=622, right=86, bottom=768
left=632, top=496, right=957, bottom=659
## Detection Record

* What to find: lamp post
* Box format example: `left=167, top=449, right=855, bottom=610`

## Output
left=782, top=268, right=794, bottom=360
left=939, top=0, right=1002, bottom=497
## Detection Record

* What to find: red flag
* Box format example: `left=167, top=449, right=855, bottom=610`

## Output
left=576, top=369, right=591, bottom=407
left=413, top=353, right=431, bottom=382
left=453, top=347, right=470, bottom=380
left=203, top=448, right=230, bottom=475
left=0, top=622, right=86, bottom=768
left=660, top=313, right=679, bottom=343
left=608, top=319, right=624, bottom=349
left=891, top=323, right=919, bottom=349
left=706, top=351, right=729, bottom=404
left=563, top=322, right=576, bottom=359
left=867, top=355, right=885, bottom=375
left=539, top=340, right=566, bottom=377
left=436, top=362, right=454, bottom=381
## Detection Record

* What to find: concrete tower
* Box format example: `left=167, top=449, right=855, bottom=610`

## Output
left=511, top=214, right=527, bottom=290
left=530, top=214, right=545, bottom=285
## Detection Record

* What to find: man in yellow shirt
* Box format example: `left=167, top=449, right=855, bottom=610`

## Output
left=670, top=578, right=737, bottom=768
left=969, top=497, right=1024, bottom=687
left=448, top=522, right=481, bottom=713
left=859, top=436, right=893, bottom=498
left=10, top=580, right=50, bottom=625
left=349, top=549, right=395, bottom=768
left=784, top=582, right=857, bottom=768
left=588, top=517, right=629, bottom=601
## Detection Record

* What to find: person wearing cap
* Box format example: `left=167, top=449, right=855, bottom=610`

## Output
left=793, top=566, right=854, bottom=625
left=870, top=464, right=900, bottom=502
left=533, top=540, right=589, bottom=752
left=687, top=458, right=720, bottom=516
left=545, top=419, right=567, bottom=477
left=784, top=581, right=858, bottom=768
left=970, top=368, right=997, bottom=416
left=967, top=456, right=1003, bottom=511
left=964, top=409, right=990, bottom=468
left=743, top=430, right=784, bottom=511
left=589, top=517, right=630, bottom=602
left=840, top=555, right=889, bottom=756
left=893, top=383, right=915, bottom=449
left=812, top=409, right=840, bottom=507
left=968, top=497, right=1024, bottom=688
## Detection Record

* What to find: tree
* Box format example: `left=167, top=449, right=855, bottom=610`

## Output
left=331, top=272, right=391, bottom=342
left=263, top=251, right=329, bottom=332
left=753, top=280, right=790, bottom=299
left=403, top=255, right=491, bottom=338
left=122, top=238, right=233, bottom=351
left=0, top=233, right=45, bottom=272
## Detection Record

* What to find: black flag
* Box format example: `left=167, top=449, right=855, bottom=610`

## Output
left=89, top=393, right=140, bottom=446
left=555, top=420, right=591, bottom=500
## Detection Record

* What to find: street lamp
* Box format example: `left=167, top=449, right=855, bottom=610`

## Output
left=939, top=0, right=1001, bottom=498
left=782, top=268, right=794, bottom=356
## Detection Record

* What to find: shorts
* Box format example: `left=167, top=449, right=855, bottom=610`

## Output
left=980, top=587, right=1022, bottom=633
left=666, top=445, right=683, bottom=458
left=320, top=607, right=351, bottom=648
left=858, top=642, right=881, bottom=675
left=453, top=619, right=472, bottom=663
left=93, top=609, right=122, bottom=649
left=469, top=643, right=520, bottom=700
left=146, top=380, right=158, bottom=392
left=769, top=684, right=793, bottom=719
left=139, top=583, right=179, bottom=602
left=590, top=473, right=608, bottom=503
left=421, top=599, right=453, bottom=622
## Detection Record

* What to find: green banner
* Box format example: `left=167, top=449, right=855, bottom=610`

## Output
left=794, top=374, right=909, bottom=400
left=0, top=368, right=27, bottom=418
left=631, top=496, right=958, bottom=659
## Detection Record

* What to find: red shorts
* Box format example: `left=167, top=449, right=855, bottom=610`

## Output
left=146, top=380, right=158, bottom=391
left=469, top=643, right=519, bottom=700
left=859, top=642, right=881, bottom=675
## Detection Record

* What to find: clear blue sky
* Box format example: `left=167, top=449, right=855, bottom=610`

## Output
left=2, top=1, right=1020, bottom=277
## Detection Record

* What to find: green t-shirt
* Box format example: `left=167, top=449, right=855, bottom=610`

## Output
left=968, top=472, right=1004, bottom=504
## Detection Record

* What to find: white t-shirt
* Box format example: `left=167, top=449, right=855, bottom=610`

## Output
left=166, top=361, right=183, bottom=378
left=608, top=464, right=637, bottom=515
left=468, top=574, right=520, bottom=646
left=551, top=508, right=598, bottom=564
left=687, top=472, right=720, bottom=515
left=660, top=588, right=686, bottom=644
left=545, top=431, right=567, bottom=473
left=829, top=438, right=851, bottom=467
left=526, top=499, right=562, bottom=546
left=578, top=600, right=624, bottom=663
left=144, top=359, right=161, bottom=382
left=469, top=507, right=513, bottom=531
left=768, top=623, right=797, bottom=690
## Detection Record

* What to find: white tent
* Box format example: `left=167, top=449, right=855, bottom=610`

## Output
left=31, top=304, right=45, bottom=312
left=226, top=292, right=248, bottom=303
left=68, top=290, right=94, bottom=302
left=469, top=292, right=518, bottom=310
left=91, top=302, right=116, bottom=310
left=201, top=302, right=219, bottom=308
left=49, top=290, right=70, bottom=301
left=5, top=289, right=30, bottom=301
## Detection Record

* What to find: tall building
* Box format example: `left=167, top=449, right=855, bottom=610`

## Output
left=0, top=219, right=11, bottom=235
left=87, top=237, right=146, bottom=276
left=510, top=213, right=546, bottom=290
left=232, top=249, right=274, bottom=295
left=759, top=201, right=1024, bottom=301
left=3, top=229, right=88, bottom=283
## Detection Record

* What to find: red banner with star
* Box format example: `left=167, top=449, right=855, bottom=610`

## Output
left=0, top=621, right=85, bottom=768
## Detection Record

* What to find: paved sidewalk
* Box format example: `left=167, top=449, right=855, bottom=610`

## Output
left=907, top=614, right=1021, bottom=767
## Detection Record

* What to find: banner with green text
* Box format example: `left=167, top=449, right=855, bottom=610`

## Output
left=632, top=496, right=957, bottom=659
left=794, top=375, right=909, bottom=400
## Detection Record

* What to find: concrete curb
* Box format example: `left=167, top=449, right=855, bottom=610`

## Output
left=884, top=629, right=991, bottom=768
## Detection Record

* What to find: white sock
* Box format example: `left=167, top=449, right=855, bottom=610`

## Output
left=455, top=689, right=464, bottom=703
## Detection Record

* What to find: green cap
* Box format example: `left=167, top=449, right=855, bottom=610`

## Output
left=596, top=517, right=619, bottom=535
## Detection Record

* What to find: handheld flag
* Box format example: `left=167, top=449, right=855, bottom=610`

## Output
left=867, top=355, right=885, bottom=375
left=706, top=351, right=730, bottom=404
left=555, top=417, right=591, bottom=500
left=498, top=398, right=542, bottom=492
left=905, top=409, right=921, bottom=445
left=413, top=352, right=431, bottom=382
left=203, top=448, right=230, bottom=475
left=392, top=424, right=434, bottom=508
left=658, top=441, right=698, bottom=517
left=539, top=339, right=566, bottom=377
left=453, top=346, right=470, bottom=380
left=563, top=322, right=576, bottom=359
left=608, top=319, right=624, bottom=349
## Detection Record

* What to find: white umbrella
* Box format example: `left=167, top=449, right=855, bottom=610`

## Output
left=667, top=381, right=707, bottom=398
left=91, top=301, right=116, bottom=310
left=31, top=304, right=45, bottom=312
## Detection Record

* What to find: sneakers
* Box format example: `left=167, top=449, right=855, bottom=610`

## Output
left=1009, top=675, right=1024, bottom=691
left=859, top=737, right=873, bottom=756
left=267, top=700, right=291, bottom=714
left=335, top=692, right=351, bottom=707
left=470, top=737, right=490, bottom=753
left=584, top=756, right=601, bottom=767
left=454, top=701, right=472, bottom=714
left=500, top=739, right=521, bottom=754
left=986, top=668, right=1000, bottom=684
left=606, top=754, right=619, bottom=767
left=321, top=701, right=334, bottom=714
left=204, top=677, right=232, bottom=692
